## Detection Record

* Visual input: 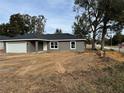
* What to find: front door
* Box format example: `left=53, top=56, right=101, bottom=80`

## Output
left=43, top=42, right=47, bottom=51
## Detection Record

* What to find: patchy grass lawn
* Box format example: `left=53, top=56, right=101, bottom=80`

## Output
left=0, top=51, right=124, bottom=93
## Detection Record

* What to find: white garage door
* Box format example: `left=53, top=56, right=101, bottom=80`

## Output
left=6, top=42, right=27, bottom=53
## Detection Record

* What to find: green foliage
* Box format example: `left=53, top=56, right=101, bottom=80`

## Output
left=74, top=0, right=103, bottom=49
left=74, top=0, right=124, bottom=50
left=105, top=32, right=124, bottom=45
left=112, top=32, right=124, bottom=45
left=98, top=0, right=124, bottom=20
left=73, top=14, right=90, bottom=39
left=10, top=14, right=30, bottom=35
left=0, top=13, right=46, bottom=36
left=98, top=0, right=124, bottom=32
left=97, top=0, right=124, bottom=49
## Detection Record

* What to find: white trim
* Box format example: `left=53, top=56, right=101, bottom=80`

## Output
left=0, top=39, right=48, bottom=42
left=50, top=41, right=59, bottom=50
left=49, top=39, right=86, bottom=41
left=70, top=41, right=76, bottom=50
left=0, top=39, right=86, bottom=42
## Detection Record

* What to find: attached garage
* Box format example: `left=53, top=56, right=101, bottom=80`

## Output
left=6, top=42, right=27, bottom=53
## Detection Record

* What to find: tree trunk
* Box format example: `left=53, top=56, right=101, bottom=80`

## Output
left=92, top=31, right=96, bottom=50
left=101, top=22, right=107, bottom=50
left=101, top=32, right=106, bottom=50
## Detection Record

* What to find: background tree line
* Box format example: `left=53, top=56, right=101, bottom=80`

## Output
left=73, top=0, right=124, bottom=50
left=0, top=13, right=46, bottom=36
left=105, top=32, right=124, bottom=45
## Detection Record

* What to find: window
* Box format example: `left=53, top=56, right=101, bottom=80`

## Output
left=70, top=41, right=76, bottom=49
left=50, top=42, right=59, bottom=49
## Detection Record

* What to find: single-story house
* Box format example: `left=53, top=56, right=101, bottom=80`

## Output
left=0, top=33, right=86, bottom=53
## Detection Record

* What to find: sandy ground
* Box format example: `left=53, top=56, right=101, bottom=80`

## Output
left=0, top=51, right=124, bottom=93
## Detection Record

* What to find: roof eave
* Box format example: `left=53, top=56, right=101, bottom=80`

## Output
left=49, top=39, right=86, bottom=41
left=0, top=38, right=86, bottom=42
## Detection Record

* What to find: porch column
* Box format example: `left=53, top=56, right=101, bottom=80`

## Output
left=43, top=42, right=48, bottom=51
left=35, top=41, right=38, bottom=52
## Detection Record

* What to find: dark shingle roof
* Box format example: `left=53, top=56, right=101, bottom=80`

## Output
left=0, top=33, right=85, bottom=41
left=40, top=33, right=78, bottom=40
left=12, top=33, right=38, bottom=39
left=12, top=33, right=80, bottom=40
left=0, top=36, right=10, bottom=40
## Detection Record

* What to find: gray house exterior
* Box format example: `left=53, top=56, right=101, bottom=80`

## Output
left=0, top=33, right=86, bottom=53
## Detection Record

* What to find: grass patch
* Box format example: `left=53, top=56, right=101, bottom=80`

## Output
left=94, top=63, right=124, bottom=93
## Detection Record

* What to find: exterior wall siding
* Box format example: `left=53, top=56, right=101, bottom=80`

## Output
left=76, top=41, right=85, bottom=52
left=48, top=41, right=85, bottom=52
left=59, top=41, right=70, bottom=51
left=27, top=41, right=35, bottom=53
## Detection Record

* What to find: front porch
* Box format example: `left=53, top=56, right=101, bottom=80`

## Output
left=27, top=41, right=48, bottom=53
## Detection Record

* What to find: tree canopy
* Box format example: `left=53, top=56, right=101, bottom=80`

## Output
left=0, top=13, right=46, bottom=36
left=74, top=0, right=124, bottom=50
left=73, top=14, right=90, bottom=39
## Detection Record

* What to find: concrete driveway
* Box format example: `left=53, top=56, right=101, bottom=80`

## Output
left=105, top=46, right=124, bottom=53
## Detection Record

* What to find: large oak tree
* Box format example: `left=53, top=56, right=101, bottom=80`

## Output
left=74, top=0, right=124, bottom=50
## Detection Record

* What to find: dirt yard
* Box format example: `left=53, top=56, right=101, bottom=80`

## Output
left=0, top=51, right=124, bottom=93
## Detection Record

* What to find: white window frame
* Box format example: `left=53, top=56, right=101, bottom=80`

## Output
left=70, top=41, right=76, bottom=49
left=50, top=41, right=59, bottom=49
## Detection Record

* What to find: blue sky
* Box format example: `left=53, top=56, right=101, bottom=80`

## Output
left=0, top=0, right=76, bottom=34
